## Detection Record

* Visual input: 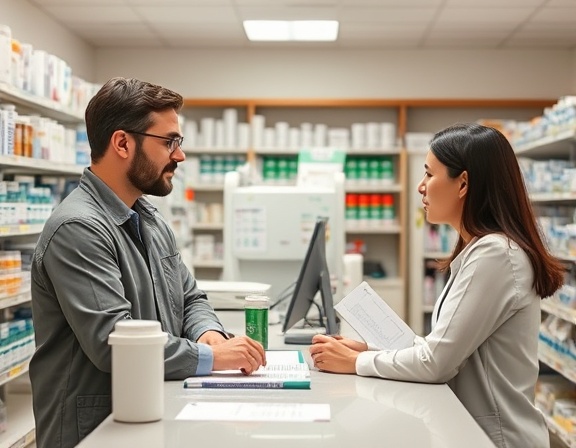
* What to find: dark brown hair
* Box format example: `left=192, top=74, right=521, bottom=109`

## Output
left=85, top=77, right=183, bottom=162
left=431, top=123, right=564, bottom=298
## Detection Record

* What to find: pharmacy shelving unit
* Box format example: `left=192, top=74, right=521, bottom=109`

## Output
left=181, top=99, right=408, bottom=317
left=182, top=98, right=553, bottom=322
left=0, top=83, right=85, bottom=448
left=515, top=129, right=576, bottom=447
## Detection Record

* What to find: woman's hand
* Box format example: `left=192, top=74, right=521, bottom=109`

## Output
left=327, top=335, right=368, bottom=352
left=309, top=334, right=363, bottom=374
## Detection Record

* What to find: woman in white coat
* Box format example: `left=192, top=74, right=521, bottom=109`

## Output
left=309, top=123, right=565, bottom=448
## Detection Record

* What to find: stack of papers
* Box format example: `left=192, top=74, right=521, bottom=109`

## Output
left=335, top=281, right=415, bottom=350
left=176, top=402, right=330, bottom=422
left=183, top=350, right=310, bottom=389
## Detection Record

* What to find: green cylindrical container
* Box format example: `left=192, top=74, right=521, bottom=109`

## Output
left=244, top=295, right=269, bottom=349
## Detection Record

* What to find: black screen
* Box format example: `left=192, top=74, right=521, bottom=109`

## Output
left=281, top=217, right=338, bottom=343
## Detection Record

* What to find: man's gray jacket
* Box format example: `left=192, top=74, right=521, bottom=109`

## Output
left=30, top=168, right=225, bottom=448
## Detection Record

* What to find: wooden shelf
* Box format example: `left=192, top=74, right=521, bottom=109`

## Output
left=423, top=251, right=451, bottom=260
left=188, top=184, right=224, bottom=192
left=363, top=276, right=403, bottom=288
left=191, top=223, right=224, bottom=231
left=0, top=393, right=35, bottom=448
left=345, top=183, right=402, bottom=193
left=345, top=224, right=401, bottom=234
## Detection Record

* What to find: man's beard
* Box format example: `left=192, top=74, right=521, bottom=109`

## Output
left=127, top=140, right=177, bottom=197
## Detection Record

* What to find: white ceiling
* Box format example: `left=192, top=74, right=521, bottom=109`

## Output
left=27, top=0, right=576, bottom=49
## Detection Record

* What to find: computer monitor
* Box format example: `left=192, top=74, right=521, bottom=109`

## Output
left=281, top=217, right=339, bottom=345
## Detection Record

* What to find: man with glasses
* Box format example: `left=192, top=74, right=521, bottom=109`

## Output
left=29, top=77, right=266, bottom=448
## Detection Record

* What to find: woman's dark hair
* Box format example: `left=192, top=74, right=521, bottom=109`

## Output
left=85, top=77, right=183, bottom=162
left=430, top=122, right=564, bottom=298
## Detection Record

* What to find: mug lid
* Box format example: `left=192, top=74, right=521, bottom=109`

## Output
left=108, top=319, right=168, bottom=346
left=244, top=295, right=269, bottom=303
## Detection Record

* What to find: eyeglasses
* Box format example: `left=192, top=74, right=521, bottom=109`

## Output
left=125, top=130, right=184, bottom=154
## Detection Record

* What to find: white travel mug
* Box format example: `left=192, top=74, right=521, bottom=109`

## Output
left=108, top=320, right=168, bottom=423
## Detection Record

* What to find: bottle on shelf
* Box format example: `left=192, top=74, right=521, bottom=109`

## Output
left=382, top=194, right=395, bottom=225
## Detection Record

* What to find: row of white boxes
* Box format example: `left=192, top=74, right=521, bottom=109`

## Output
left=181, top=108, right=398, bottom=150
left=0, top=24, right=99, bottom=115
left=0, top=101, right=88, bottom=165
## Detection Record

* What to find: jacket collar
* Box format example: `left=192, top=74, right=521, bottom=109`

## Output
left=79, top=168, right=157, bottom=226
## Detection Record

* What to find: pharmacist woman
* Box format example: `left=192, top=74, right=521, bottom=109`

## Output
left=309, top=123, right=565, bottom=448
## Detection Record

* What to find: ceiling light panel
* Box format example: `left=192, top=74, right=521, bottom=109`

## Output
left=243, top=20, right=338, bottom=41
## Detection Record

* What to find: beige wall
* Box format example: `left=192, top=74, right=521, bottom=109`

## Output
left=1, top=0, right=95, bottom=81
left=3, top=0, right=573, bottom=101
left=96, top=47, right=573, bottom=100
left=573, top=49, right=576, bottom=93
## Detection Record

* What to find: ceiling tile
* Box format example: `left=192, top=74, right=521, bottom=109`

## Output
left=40, top=5, right=142, bottom=23
left=30, top=0, right=119, bottom=4
left=436, top=7, right=534, bottom=23
left=163, top=36, right=246, bottom=48
left=530, top=7, right=576, bottom=23
left=430, top=22, right=517, bottom=32
left=519, top=22, right=576, bottom=32
left=338, top=0, right=442, bottom=5
left=232, top=0, right=337, bottom=5
left=428, top=30, right=510, bottom=39
left=511, top=28, right=576, bottom=39
left=154, top=23, right=246, bottom=40
left=237, top=6, right=337, bottom=20
left=339, top=38, right=421, bottom=48
left=444, top=0, right=542, bottom=6
left=135, top=6, right=239, bottom=23
left=127, top=0, right=232, bottom=4
left=66, top=23, right=157, bottom=39
left=87, top=36, right=165, bottom=47
left=504, top=37, right=576, bottom=48
left=340, top=23, right=428, bottom=39
left=423, top=37, right=503, bottom=48
left=339, top=7, right=437, bottom=22
left=24, top=0, right=576, bottom=50
left=545, top=0, right=576, bottom=6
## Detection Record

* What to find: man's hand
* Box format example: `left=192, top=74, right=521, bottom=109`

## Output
left=197, top=330, right=228, bottom=346
left=210, top=336, right=267, bottom=375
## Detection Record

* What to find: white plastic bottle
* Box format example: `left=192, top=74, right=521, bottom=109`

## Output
left=108, top=320, right=168, bottom=423
left=0, top=25, right=11, bottom=84
left=0, top=104, right=16, bottom=155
